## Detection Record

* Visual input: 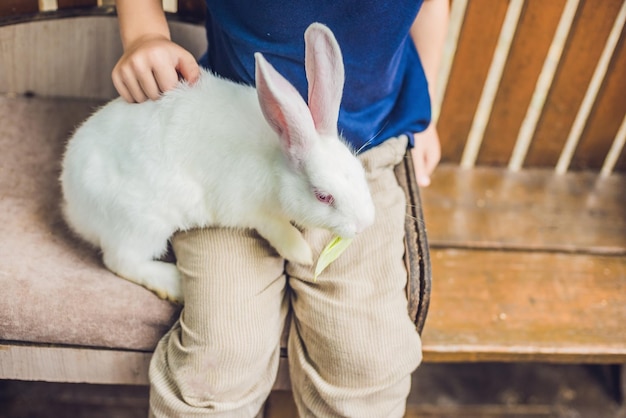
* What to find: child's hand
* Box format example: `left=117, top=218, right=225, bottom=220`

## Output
left=411, top=124, right=441, bottom=187
left=112, top=35, right=200, bottom=103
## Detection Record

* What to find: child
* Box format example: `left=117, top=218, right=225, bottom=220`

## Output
left=112, top=1, right=448, bottom=416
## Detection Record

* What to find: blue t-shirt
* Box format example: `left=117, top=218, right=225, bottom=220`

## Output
left=200, top=0, right=431, bottom=152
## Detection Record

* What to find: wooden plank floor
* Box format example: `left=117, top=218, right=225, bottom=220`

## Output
left=2, top=363, right=624, bottom=417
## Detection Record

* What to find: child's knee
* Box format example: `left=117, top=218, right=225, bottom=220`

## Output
left=292, top=321, right=422, bottom=389
left=175, top=343, right=279, bottom=406
left=153, top=319, right=282, bottom=408
left=346, top=332, right=422, bottom=385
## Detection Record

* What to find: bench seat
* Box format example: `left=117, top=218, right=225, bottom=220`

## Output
left=420, top=165, right=626, bottom=363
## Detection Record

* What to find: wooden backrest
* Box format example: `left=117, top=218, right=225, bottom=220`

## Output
left=1, top=0, right=625, bottom=176
left=0, top=0, right=205, bottom=23
left=436, top=0, right=626, bottom=175
left=0, top=1, right=208, bottom=99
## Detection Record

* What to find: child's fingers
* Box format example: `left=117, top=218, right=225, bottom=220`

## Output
left=423, top=142, right=441, bottom=176
left=112, top=69, right=134, bottom=103
left=111, top=38, right=198, bottom=103
left=139, top=71, right=163, bottom=101
left=411, top=146, right=432, bottom=187
left=412, top=127, right=441, bottom=187
left=153, top=64, right=179, bottom=94
left=122, top=69, right=149, bottom=103
left=177, top=51, right=201, bottom=84
left=112, top=59, right=150, bottom=103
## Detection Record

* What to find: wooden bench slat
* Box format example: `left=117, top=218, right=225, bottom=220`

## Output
left=478, top=0, right=568, bottom=167
left=575, top=33, right=626, bottom=171
left=421, top=248, right=626, bottom=363
left=437, top=0, right=510, bottom=165
left=0, top=343, right=292, bottom=390
left=421, top=165, right=626, bottom=255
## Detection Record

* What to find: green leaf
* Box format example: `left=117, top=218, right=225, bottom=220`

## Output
left=314, top=236, right=354, bottom=281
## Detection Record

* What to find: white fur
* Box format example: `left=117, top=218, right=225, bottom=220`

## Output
left=60, top=23, right=374, bottom=302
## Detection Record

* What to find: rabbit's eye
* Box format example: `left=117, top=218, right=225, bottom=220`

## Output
left=314, top=189, right=335, bottom=206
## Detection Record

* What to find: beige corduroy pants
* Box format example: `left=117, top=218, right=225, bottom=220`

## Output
left=148, top=136, right=422, bottom=418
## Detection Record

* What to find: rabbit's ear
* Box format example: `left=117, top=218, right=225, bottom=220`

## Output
left=304, top=23, right=345, bottom=137
left=255, top=52, right=316, bottom=166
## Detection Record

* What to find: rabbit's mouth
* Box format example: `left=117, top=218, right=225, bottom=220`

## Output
left=330, top=211, right=375, bottom=238
left=332, top=223, right=358, bottom=239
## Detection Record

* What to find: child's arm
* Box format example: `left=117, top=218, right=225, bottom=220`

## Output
left=409, top=0, right=449, bottom=187
left=113, top=0, right=200, bottom=103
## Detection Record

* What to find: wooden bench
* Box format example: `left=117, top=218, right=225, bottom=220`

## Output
left=0, top=0, right=430, bottom=403
left=418, top=0, right=626, bottom=385
left=2, top=0, right=626, bottom=413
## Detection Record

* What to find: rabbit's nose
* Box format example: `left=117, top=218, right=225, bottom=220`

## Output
left=355, top=209, right=375, bottom=234
left=354, top=219, right=371, bottom=235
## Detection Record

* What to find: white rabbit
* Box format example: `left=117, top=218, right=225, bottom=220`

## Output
left=60, top=23, right=375, bottom=303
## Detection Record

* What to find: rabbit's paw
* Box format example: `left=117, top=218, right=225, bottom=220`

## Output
left=151, top=283, right=183, bottom=304
left=145, top=263, right=183, bottom=303
left=257, top=221, right=314, bottom=266
left=270, top=229, right=313, bottom=266
left=280, top=235, right=314, bottom=266
left=109, top=258, right=183, bottom=304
